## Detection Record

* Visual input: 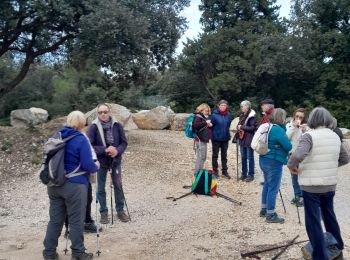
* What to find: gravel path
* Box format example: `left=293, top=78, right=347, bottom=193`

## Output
left=0, top=129, right=349, bottom=260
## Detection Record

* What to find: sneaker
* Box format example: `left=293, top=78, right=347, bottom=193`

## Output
left=259, top=208, right=267, bottom=217
left=71, top=252, right=93, bottom=260
left=239, top=175, right=247, bottom=181
left=245, top=176, right=254, bottom=182
left=266, top=213, right=284, bottom=224
left=84, top=222, right=102, bottom=233
left=117, top=211, right=130, bottom=222
left=328, top=245, right=342, bottom=260
left=44, top=253, right=59, bottom=260
left=222, top=173, right=231, bottom=179
left=100, top=213, right=109, bottom=224
left=291, top=196, right=304, bottom=207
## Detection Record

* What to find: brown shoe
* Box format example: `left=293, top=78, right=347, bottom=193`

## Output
left=117, top=211, right=130, bottom=222
left=100, top=213, right=109, bottom=224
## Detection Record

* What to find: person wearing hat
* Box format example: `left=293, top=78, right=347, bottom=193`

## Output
left=260, top=98, right=275, bottom=124
left=210, top=100, right=232, bottom=178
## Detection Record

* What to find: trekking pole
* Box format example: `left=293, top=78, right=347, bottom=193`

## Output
left=271, top=235, right=299, bottom=260
left=216, top=192, right=242, bottom=205
left=166, top=191, right=193, bottom=201
left=236, top=141, right=239, bottom=182
left=109, top=169, right=114, bottom=225
left=63, top=225, right=69, bottom=255
left=279, top=189, right=286, bottom=214
left=295, top=196, right=301, bottom=225
left=121, top=185, right=131, bottom=221
left=240, top=238, right=308, bottom=258
left=95, top=172, right=101, bottom=256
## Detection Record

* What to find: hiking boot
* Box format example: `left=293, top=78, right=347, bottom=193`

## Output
left=291, top=196, right=304, bottom=207
left=222, top=173, right=231, bottom=179
left=259, top=208, right=267, bottom=217
left=71, top=252, right=93, bottom=260
left=100, top=213, right=109, bottom=224
left=266, top=213, right=284, bottom=224
left=84, top=222, right=102, bottom=233
left=239, top=175, right=247, bottom=181
left=245, top=176, right=254, bottom=182
left=117, top=211, right=130, bottom=222
left=44, top=253, right=59, bottom=260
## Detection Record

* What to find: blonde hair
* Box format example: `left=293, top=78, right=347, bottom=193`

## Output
left=196, top=103, right=211, bottom=115
left=66, top=111, right=86, bottom=130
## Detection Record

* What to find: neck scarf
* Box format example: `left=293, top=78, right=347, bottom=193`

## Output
left=219, top=109, right=228, bottom=116
left=101, top=117, right=114, bottom=146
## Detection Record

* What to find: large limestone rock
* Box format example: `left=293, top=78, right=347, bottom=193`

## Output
left=85, top=103, right=138, bottom=130
left=11, top=107, right=48, bottom=127
left=170, top=113, right=191, bottom=131
left=132, top=106, right=175, bottom=130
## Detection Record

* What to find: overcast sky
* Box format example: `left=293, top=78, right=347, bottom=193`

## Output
left=177, top=0, right=291, bottom=54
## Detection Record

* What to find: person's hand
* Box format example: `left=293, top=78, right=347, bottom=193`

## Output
left=289, top=166, right=299, bottom=175
left=106, top=146, right=118, bottom=158
left=300, top=124, right=307, bottom=131
left=206, top=120, right=212, bottom=127
left=237, top=124, right=241, bottom=130
left=293, top=119, right=301, bottom=128
left=95, top=161, right=100, bottom=169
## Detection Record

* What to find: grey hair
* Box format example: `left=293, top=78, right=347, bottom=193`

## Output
left=240, top=100, right=251, bottom=109
left=269, top=108, right=287, bottom=125
left=307, top=107, right=334, bottom=129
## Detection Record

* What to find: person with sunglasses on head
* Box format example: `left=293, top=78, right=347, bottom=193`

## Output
left=87, top=104, right=129, bottom=224
left=286, top=108, right=309, bottom=207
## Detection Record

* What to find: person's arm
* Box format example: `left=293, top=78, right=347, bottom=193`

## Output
left=276, top=127, right=292, bottom=153
left=339, top=142, right=350, bottom=167
left=87, top=124, right=106, bottom=156
left=193, top=116, right=207, bottom=131
left=241, top=117, right=257, bottom=133
left=287, top=133, right=313, bottom=174
left=79, top=138, right=98, bottom=173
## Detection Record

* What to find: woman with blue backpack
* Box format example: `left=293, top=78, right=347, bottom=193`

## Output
left=211, top=100, right=232, bottom=179
left=192, top=103, right=212, bottom=175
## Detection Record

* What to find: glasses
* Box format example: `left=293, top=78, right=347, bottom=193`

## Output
left=98, top=110, right=109, bottom=115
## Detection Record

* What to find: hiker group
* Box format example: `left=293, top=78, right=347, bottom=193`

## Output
left=42, top=104, right=130, bottom=260
left=189, top=98, right=349, bottom=260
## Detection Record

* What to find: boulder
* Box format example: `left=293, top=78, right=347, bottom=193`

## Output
left=132, top=106, right=175, bottom=130
left=340, top=128, right=350, bottom=139
left=170, top=113, right=191, bottom=131
left=85, top=103, right=138, bottom=130
left=10, top=107, right=48, bottom=127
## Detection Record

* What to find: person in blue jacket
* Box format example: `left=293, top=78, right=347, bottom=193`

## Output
left=43, top=111, right=99, bottom=260
left=211, top=100, right=232, bottom=178
left=259, top=108, right=292, bottom=224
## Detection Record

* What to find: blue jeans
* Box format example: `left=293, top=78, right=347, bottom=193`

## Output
left=303, top=191, right=343, bottom=260
left=240, top=146, right=254, bottom=177
left=259, top=156, right=283, bottom=214
left=97, top=166, right=125, bottom=214
left=291, top=174, right=302, bottom=197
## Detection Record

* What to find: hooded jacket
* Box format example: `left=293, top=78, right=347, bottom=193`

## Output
left=87, top=117, right=128, bottom=169
left=238, top=109, right=258, bottom=148
left=59, top=126, right=98, bottom=185
left=211, top=109, right=232, bottom=142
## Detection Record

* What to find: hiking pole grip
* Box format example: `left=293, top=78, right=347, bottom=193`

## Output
left=271, top=235, right=299, bottom=260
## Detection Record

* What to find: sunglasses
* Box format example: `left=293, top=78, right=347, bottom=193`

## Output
left=98, top=110, right=109, bottom=115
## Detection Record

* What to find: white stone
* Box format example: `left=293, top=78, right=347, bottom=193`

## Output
left=10, top=107, right=48, bottom=127
left=132, top=106, right=175, bottom=130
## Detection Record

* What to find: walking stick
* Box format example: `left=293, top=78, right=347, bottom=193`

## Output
left=95, top=172, right=101, bottom=256
left=121, top=185, right=131, bottom=221
left=236, top=141, right=239, bottom=182
left=279, top=189, right=286, bottom=214
left=271, top=235, right=299, bottom=260
left=63, top=226, right=69, bottom=255
left=295, top=195, right=301, bottom=225
left=216, top=192, right=242, bottom=205
left=109, top=169, right=114, bottom=225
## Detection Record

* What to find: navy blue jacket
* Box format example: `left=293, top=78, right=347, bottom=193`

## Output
left=60, top=126, right=98, bottom=185
left=211, top=109, right=232, bottom=142
left=87, top=117, right=128, bottom=169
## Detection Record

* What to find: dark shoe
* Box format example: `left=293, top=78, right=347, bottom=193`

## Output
left=266, top=213, right=284, bottom=224
left=100, top=213, right=109, bottom=224
left=239, top=175, right=247, bottom=181
left=222, top=173, right=231, bottom=179
left=84, top=222, right=102, bottom=233
left=259, top=208, right=267, bottom=217
left=328, top=245, right=342, bottom=260
left=245, top=176, right=254, bottom=182
left=291, top=196, right=304, bottom=207
left=71, top=252, right=93, bottom=260
left=117, top=211, right=130, bottom=222
left=44, top=253, right=59, bottom=260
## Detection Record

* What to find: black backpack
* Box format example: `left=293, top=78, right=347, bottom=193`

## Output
left=39, top=132, right=86, bottom=187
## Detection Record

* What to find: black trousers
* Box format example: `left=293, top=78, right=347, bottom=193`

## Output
left=212, top=141, right=229, bottom=173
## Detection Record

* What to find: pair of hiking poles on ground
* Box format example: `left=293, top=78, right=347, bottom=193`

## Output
left=64, top=168, right=131, bottom=257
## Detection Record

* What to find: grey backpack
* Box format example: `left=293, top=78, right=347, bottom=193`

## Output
left=39, top=132, right=86, bottom=187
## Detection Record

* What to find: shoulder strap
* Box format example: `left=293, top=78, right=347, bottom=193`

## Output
left=204, top=170, right=209, bottom=194
left=192, top=170, right=204, bottom=191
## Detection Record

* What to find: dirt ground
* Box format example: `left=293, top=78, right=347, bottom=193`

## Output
left=0, top=128, right=350, bottom=260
